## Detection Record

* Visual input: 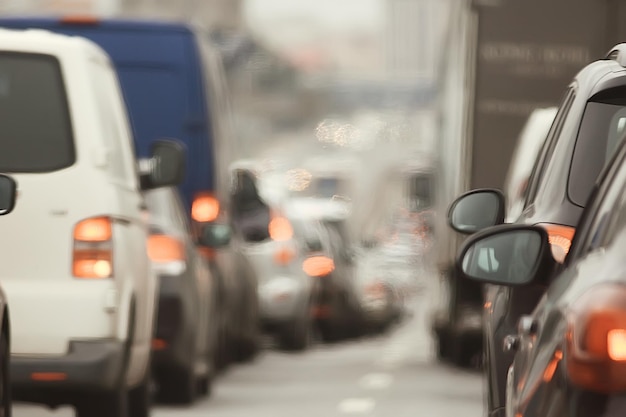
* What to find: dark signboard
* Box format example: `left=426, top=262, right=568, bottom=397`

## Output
left=471, top=0, right=611, bottom=189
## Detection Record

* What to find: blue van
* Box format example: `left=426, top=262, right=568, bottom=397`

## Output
left=0, top=15, right=261, bottom=398
left=0, top=16, right=233, bottom=214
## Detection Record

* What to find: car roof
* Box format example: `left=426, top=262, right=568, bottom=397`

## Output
left=0, top=16, right=195, bottom=34
left=0, top=26, right=107, bottom=59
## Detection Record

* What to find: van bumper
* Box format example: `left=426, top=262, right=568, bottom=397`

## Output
left=12, top=340, right=125, bottom=405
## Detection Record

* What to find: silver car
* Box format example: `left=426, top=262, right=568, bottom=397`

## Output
left=241, top=214, right=325, bottom=351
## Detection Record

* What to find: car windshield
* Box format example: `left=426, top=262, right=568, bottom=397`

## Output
left=569, top=93, right=626, bottom=206
left=0, top=52, right=75, bottom=172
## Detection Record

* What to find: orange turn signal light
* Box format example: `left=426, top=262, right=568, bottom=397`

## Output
left=538, top=223, right=575, bottom=263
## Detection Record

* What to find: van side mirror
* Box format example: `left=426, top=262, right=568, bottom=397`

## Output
left=0, top=174, right=17, bottom=215
left=448, top=189, right=505, bottom=234
left=199, top=223, right=232, bottom=248
left=140, top=139, right=186, bottom=190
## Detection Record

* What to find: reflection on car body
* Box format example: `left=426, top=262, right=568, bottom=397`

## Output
left=448, top=45, right=626, bottom=417
left=458, top=129, right=626, bottom=417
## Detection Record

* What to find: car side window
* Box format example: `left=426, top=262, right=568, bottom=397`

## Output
left=524, top=87, right=576, bottom=207
left=574, top=153, right=626, bottom=254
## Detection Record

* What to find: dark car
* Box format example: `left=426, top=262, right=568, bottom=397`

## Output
left=144, top=187, right=218, bottom=404
left=284, top=198, right=365, bottom=342
left=456, top=124, right=626, bottom=417
left=447, top=45, right=626, bottom=417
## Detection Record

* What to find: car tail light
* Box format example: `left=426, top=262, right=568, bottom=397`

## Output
left=269, top=216, right=293, bottom=241
left=192, top=192, right=219, bottom=223
left=147, top=234, right=186, bottom=275
left=73, top=217, right=113, bottom=279
left=60, top=15, right=100, bottom=25
left=274, top=246, right=296, bottom=265
left=537, top=223, right=575, bottom=263
left=565, top=283, right=626, bottom=393
left=303, top=255, right=335, bottom=277
left=364, top=282, right=386, bottom=298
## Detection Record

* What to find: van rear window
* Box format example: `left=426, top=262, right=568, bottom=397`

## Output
left=0, top=53, right=75, bottom=172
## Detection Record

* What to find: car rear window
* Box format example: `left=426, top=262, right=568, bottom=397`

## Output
left=0, top=52, right=75, bottom=172
left=569, top=89, right=626, bottom=206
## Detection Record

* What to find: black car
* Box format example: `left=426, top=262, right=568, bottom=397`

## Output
left=456, top=118, right=626, bottom=417
left=447, top=45, right=626, bottom=417
left=144, top=187, right=219, bottom=404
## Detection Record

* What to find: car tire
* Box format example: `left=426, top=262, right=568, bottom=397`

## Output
left=129, top=369, right=152, bottom=417
left=435, top=330, right=451, bottom=361
left=233, top=335, right=260, bottom=363
left=197, top=346, right=214, bottom=398
left=158, top=365, right=197, bottom=405
left=0, top=327, right=11, bottom=417
left=279, top=316, right=311, bottom=352
left=214, top=324, right=232, bottom=372
left=75, top=387, right=128, bottom=417
left=196, top=373, right=212, bottom=397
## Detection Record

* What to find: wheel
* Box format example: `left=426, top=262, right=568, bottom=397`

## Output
left=197, top=346, right=215, bottom=398
left=233, top=335, right=260, bottom=363
left=157, top=365, right=197, bottom=405
left=0, top=328, right=11, bottom=417
left=435, top=329, right=451, bottom=361
left=75, top=387, right=128, bottom=417
left=278, top=316, right=312, bottom=352
left=317, top=318, right=342, bottom=343
left=196, top=374, right=212, bottom=397
left=129, top=369, right=151, bottom=417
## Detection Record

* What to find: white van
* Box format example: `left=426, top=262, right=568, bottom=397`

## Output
left=0, top=29, right=185, bottom=417
left=503, top=106, right=558, bottom=223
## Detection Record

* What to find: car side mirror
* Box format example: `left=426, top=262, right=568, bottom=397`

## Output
left=448, top=188, right=505, bottom=234
left=140, top=139, right=186, bottom=190
left=199, top=223, right=232, bottom=248
left=456, top=224, right=556, bottom=287
left=0, top=174, right=17, bottom=215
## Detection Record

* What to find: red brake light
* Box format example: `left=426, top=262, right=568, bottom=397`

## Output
left=303, top=255, right=335, bottom=277
left=73, top=217, right=113, bottom=279
left=192, top=193, right=220, bottom=223
left=565, top=283, right=626, bottom=393
left=537, top=223, right=575, bottom=263
left=60, top=15, right=100, bottom=25
left=269, top=216, right=293, bottom=241
left=273, top=247, right=296, bottom=265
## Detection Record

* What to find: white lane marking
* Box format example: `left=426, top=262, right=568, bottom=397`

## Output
left=359, top=373, right=394, bottom=390
left=337, top=398, right=376, bottom=414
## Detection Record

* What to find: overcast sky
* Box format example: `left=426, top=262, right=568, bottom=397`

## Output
left=242, top=0, right=385, bottom=48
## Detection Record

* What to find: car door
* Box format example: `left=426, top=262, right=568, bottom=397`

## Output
left=509, top=140, right=626, bottom=416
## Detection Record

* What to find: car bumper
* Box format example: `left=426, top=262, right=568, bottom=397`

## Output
left=258, top=276, right=309, bottom=323
left=12, top=340, right=125, bottom=404
left=152, top=274, right=194, bottom=372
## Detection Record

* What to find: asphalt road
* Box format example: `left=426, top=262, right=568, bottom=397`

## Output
left=12, top=284, right=483, bottom=417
